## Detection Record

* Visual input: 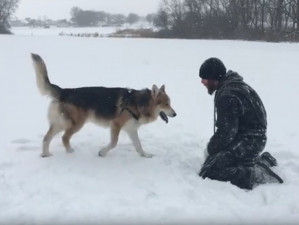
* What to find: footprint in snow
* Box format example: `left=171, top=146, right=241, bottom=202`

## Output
left=17, top=145, right=40, bottom=152
left=11, top=139, right=31, bottom=144
left=0, top=162, right=14, bottom=169
left=11, top=139, right=39, bottom=152
left=146, top=191, right=159, bottom=200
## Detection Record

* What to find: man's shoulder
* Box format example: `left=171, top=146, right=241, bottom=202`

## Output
left=217, top=79, right=251, bottom=99
left=216, top=87, right=241, bottom=101
left=215, top=92, right=243, bottom=111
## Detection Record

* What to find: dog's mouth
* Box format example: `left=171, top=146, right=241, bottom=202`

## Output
left=159, top=111, right=168, bottom=123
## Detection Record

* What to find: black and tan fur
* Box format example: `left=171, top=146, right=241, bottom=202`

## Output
left=31, top=53, right=176, bottom=158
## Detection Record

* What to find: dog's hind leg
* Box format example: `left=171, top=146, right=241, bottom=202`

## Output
left=98, top=123, right=120, bottom=157
left=127, top=130, right=153, bottom=158
left=62, top=120, right=85, bottom=154
left=42, top=124, right=62, bottom=157
left=62, top=128, right=79, bottom=154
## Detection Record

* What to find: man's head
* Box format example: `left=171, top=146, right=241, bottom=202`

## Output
left=199, top=57, right=226, bottom=95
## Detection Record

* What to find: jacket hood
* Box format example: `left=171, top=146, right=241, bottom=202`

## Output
left=218, top=70, right=243, bottom=88
left=216, top=70, right=244, bottom=100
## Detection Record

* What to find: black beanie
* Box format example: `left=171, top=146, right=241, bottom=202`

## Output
left=199, top=57, right=227, bottom=80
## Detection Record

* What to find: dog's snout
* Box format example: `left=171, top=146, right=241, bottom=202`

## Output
left=168, top=107, right=177, bottom=117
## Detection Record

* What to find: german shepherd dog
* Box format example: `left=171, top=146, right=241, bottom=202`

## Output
left=31, top=54, right=176, bottom=158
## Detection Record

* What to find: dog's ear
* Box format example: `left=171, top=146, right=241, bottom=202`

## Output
left=152, top=84, right=159, bottom=99
left=160, top=85, right=165, bottom=93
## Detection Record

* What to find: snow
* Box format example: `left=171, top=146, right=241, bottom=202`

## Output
left=1, top=28, right=299, bottom=224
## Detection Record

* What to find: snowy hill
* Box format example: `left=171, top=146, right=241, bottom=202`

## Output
left=0, top=32, right=299, bottom=224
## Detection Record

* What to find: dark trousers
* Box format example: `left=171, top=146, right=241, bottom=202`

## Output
left=200, top=135, right=268, bottom=189
left=199, top=149, right=283, bottom=190
left=199, top=151, right=255, bottom=189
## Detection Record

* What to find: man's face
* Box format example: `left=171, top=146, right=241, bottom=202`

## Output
left=201, top=79, right=219, bottom=95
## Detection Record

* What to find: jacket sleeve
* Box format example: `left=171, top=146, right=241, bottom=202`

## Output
left=207, top=94, right=242, bottom=155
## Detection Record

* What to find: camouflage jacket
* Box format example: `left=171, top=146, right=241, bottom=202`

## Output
left=207, top=71, right=267, bottom=159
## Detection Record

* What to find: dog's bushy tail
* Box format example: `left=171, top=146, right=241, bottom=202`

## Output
left=31, top=53, right=61, bottom=98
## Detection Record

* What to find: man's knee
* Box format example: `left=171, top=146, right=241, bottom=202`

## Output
left=199, top=151, right=236, bottom=179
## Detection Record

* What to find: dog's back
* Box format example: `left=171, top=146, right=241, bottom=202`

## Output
left=59, top=87, right=127, bottom=119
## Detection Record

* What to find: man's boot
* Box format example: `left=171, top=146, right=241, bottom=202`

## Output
left=252, top=161, right=283, bottom=188
left=259, top=151, right=278, bottom=167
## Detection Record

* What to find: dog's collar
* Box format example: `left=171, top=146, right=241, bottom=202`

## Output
left=121, top=90, right=140, bottom=120
left=123, top=107, right=139, bottom=120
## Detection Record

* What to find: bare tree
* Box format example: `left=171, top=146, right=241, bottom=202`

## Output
left=184, top=0, right=205, bottom=36
left=160, top=0, right=187, bottom=36
left=126, top=13, right=140, bottom=25
left=275, top=0, right=284, bottom=31
left=0, top=0, right=19, bottom=33
left=70, top=7, right=100, bottom=26
left=154, top=8, right=169, bottom=29
left=145, top=13, right=155, bottom=23
left=285, top=0, right=299, bottom=31
left=260, top=0, right=266, bottom=32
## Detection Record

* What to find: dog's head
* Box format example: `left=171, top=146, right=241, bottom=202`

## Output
left=151, top=85, right=176, bottom=123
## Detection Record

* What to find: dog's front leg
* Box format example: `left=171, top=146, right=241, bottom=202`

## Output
left=127, top=130, right=153, bottom=158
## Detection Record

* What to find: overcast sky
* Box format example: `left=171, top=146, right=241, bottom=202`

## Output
left=16, top=0, right=162, bottom=20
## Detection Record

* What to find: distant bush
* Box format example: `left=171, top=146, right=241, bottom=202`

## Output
left=108, top=29, right=157, bottom=38
left=58, top=28, right=158, bottom=39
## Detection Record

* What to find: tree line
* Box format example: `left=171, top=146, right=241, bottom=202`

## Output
left=70, top=7, right=153, bottom=27
left=153, top=0, right=299, bottom=41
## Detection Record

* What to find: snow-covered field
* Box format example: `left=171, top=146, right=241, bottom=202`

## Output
left=1, top=28, right=299, bottom=224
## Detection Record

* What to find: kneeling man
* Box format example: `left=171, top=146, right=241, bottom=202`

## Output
left=198, top=57, right=283, bottom=190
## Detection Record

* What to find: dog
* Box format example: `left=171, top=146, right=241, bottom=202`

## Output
left=31, top=53, right=176, bottom=158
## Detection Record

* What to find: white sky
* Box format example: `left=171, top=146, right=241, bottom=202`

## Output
left=15, top=0, right=162, bottom=20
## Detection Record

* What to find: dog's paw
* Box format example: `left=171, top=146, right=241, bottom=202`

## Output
left=66, top=148, right=75, bottom=153
left=98, top=150, right=107, bottom=157
left=141, top=152, right=154, bottom=158
left=41, top=153, right=53, bottom=158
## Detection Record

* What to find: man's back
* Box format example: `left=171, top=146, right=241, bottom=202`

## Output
left=215, top=71, right=267, bottom=137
